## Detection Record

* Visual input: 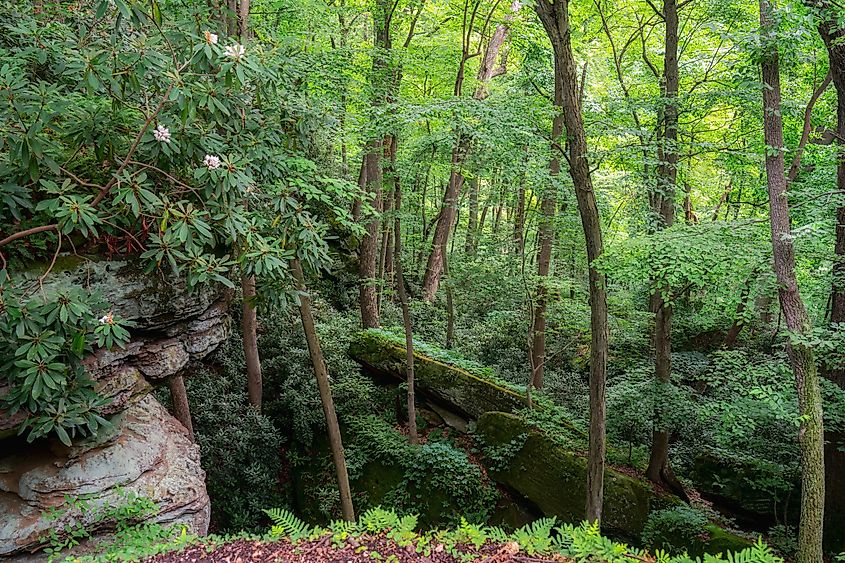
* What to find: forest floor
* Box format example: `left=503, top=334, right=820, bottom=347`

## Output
left=141, top=535, right=575, bottom=562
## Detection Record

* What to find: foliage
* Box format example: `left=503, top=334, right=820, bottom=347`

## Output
left=0, top=0, right=362, bottom=444
left=187, top=358, right=285, bottom=533
left=263, top=507, right=783, bottom=563
left=641, top=506, right=710, bottom=554
left=0, top=278, right=128, bottom=444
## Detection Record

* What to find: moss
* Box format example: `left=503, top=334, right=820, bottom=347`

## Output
left=700, top=524, right=754, bottom=557
left=476, top=411, right=655, bottom=538
left=349, top=330, right=529, bottom=419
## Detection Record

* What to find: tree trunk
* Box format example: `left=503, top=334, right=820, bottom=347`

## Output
left=167, top=375, right=194, bottom=441
left=536, top=0, right=608, bottom=525
left=646, top=0, right=684, bottom=497
left=292, top=259, right=356, bottom=522
left=530, top=120, right=559, bottom=390
left=514, top=173, right=527, bottom=257
left=242, top=273, right=262, bottom=411
left=759, top=3, right=825, bottom=559
left=394, top=188, right=419, bottom=444
left=810, top=2, right=845, bottom=551
left=465, top=178, right=480, bottom=254
left=238, top=0, right=250, bottom=39
left=360, top=146, right=383, bottom=328
left=443, top=249, right=455, bottom=349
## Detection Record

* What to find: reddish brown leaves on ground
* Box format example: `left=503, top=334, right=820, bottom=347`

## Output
left=143, top=535, right=572, bottom=562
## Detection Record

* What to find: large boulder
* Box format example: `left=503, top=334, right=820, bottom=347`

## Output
left=0, top=394, right=210, bottom=558
left=475, top=412, right=753, bottom=555
left=349, top=330, right=528, bottom=420
left=475, top=411, right=659, bottom=538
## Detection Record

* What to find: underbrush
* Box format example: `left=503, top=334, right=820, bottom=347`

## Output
left=57, top=505, right=784, bottom=562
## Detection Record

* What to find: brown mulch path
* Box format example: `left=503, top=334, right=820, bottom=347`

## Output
left=143, top=535, right=573, bottom=562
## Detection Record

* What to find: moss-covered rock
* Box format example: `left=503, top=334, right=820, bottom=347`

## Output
left=475, top=411, right=658, bottom=538
left=476, top=412, right=753, bottom=555
left=349, top=330, right=528, bottom=420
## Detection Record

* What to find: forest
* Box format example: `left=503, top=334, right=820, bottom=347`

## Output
left=1, top=0, right=844, bottom=561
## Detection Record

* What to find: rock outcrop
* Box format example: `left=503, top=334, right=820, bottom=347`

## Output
left=0, top=258, right=229, bottom=558
left=0, top=395, right=210, bottom=557
left=475, top=411, right=659, bottom=537
left=349, top=330, right=528, bottom=420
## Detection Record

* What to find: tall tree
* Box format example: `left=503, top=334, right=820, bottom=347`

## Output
left=422, top=0, right=515, bottom=299
left=394, top=186, right=419, bottom=443
left=759, top=1, right=825, bottom=559
left=535, top=0, right=608, bottom=524
left=358, top=0, right=393, bottom=329
left=805, top=1, right=845, bottom=550
left=645, top=0, right=684, bottom=496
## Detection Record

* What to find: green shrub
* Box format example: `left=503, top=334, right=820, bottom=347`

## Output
left=187, top=355, right=286, bottom=533
left=641, top=505, right=709, bottom=553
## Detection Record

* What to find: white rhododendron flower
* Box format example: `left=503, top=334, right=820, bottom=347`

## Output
left=225, top=44, right=246, bottom=60
left=153, top=124, right=171, bottom=143
left=99, top=312, right=113, bottom=325
left=203, top=154, right=221, bottom=170
left=204, top=30, right=218, bottom=45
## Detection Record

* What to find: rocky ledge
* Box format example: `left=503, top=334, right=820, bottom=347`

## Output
left=0, top=258, right=230, bottom=558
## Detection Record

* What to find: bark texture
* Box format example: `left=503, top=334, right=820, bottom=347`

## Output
left=759, top=3, right=825, bottom=559
left=536, top=0, right=608, bottom=525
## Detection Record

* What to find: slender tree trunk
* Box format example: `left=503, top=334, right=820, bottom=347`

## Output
left=167, top=375, right=194, bottom=441
left=242, top=273, right=262, bottom=410
left=465, top=178, right=480, bottom=254
left=759, top=3, right=825, bottom=559
left=443, top=249, right=455, bottom=349
left=514, top=172, right=527, bottom=257
left=292, top=259, right=356, bottom=522
left=809, top=2, right=845, bottom=550
left=530, top=119, right=560, bottom=390
left=645, top=0, right=686, bottom=498
left=536, top=0, right=607, bottom=525
left=238, top=0, right=250, bottom=39
left=360, top=146, right=383, bottom=328
left=394, top=188, right=419, bottom=444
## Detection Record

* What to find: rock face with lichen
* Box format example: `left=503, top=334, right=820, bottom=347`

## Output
left=0, top=258, right=229, bottom=558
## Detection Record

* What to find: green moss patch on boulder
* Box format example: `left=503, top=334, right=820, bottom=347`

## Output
left=475, top=411, right=656, bottom=537
left=349, top=330, right=528, bottom=420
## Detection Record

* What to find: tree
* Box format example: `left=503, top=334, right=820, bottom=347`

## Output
left=535, top=0, right=608, bottom=524
left=758, top=1, right=825, bottom=559
left=645, top=0, right=685, bottom=497
left=394, top=187, right=419, bottom=443
left=421, top=0, right=515, bottom=299
left=292, top=259, right=356, bottom=521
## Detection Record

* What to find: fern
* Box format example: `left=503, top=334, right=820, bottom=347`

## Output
left=359, top=507, right=402, bottom=532
left=263, top=508, right=316, bottom=541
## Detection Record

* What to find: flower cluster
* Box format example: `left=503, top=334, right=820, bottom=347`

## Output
left=153, top=124, right=171, bottom=143
left=204, top=30, right=219, bottom=45
left=204, top=154, right=221, bottom=170
left=225, top=44, right=246, bottom=60
left=98, top=312, right=114, bottom=325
